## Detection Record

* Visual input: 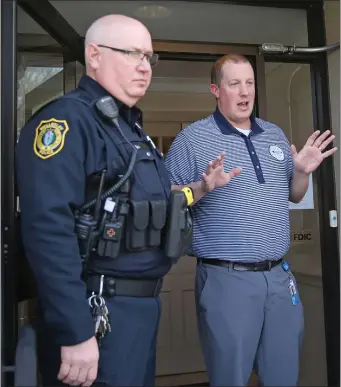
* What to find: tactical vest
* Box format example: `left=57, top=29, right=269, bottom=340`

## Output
left=68, top=94, right=193, bottom=273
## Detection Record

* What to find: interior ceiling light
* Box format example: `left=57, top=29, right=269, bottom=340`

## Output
left=134, top=4, right=172, bottom=19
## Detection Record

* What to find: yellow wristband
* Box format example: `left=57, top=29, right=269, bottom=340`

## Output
left=181, top=187, right=194, bottom=206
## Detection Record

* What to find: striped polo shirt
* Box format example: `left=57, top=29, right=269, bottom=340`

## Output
left=165, top=108, right=294, bottom=262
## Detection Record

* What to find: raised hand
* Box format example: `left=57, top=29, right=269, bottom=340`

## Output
left=291, top=130, right=337, bottom=175
left=202, top=152, right=242, bottom=192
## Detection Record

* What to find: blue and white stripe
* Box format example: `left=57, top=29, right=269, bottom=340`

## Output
left=165, top=114, right=294, bottom=262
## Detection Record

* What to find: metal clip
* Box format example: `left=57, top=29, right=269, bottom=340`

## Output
left=98, top=274, right=104, bottom=297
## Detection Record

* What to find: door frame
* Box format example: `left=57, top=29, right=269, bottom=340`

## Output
left=1, top=1, right=338, bottom=386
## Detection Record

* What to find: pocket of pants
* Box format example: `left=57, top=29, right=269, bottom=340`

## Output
left=196, top=263, right=211, bottom=307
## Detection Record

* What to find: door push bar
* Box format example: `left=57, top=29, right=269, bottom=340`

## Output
left=259, top=42, right=340, bottom=54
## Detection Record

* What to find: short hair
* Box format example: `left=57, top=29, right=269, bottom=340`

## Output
left=211, top=54, right=251, bottom=85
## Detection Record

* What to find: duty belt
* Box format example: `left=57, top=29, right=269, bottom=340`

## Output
left=197, top=257, right=283, bottom=271
left=86, top=275, right=163, bottom=298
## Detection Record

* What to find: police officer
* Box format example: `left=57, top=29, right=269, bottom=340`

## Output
left=16, top=14, right=234, bottom=387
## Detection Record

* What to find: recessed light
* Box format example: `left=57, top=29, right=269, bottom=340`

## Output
left=135, top=4, right=172, bottom=19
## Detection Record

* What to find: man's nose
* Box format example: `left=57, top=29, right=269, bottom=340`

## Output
left=138, top=56, right=151, bottom=72
left=239, top=84, right=249, bottom=96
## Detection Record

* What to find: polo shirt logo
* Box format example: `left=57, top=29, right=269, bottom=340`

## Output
left=269, top=145, right=285, bottom=161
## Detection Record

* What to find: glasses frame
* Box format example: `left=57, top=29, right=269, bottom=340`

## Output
left=98, top=44, right=159, bottom=67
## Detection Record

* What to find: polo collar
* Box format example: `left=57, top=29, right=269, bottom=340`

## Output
left=213, top=107, right=263, bottom=136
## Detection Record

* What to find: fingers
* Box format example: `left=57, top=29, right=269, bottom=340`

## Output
left=229, top=167, right=242, bottom=178
left=58, top=363, right=78, bottom=385
left=318, top=134, right=336, bottom=152
left=307, top=129, right=336, bottom=152
left=75, top=368, right=89, bottom=386
left=306, top=130, right=321, bottom=146
left=81, top=365, right=98, bottom=387
left=313, top=129, right=331, bottom=148
left=322, top=147, right=338, bottom=159
left=206, top=152, right=226, bottom=173
left=62, top=365, right=80, bottom=385
left=291, top=144, right=297, bottom=156
left=58, top=363, right=97, bottom=387
left=58, top=362, right=71, bottom=381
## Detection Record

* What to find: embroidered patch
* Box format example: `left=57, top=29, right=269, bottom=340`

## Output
left=33, top=118, right=69, bottom=159
left=269, top=144, right=284, bottom=161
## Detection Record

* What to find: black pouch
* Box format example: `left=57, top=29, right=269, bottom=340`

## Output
left=148, top=201, right=167, bottom=247
left=164, top=191, right=193, bottom=262
left=126, top=200, right=150, bottom=250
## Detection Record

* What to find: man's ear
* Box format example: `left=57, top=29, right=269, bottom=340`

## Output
left=210, top=83, right=219, bottom=99
left=85, top=44, right=101, bottom=70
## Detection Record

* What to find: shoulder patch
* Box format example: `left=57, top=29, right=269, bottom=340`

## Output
left=33, top=118, right=69, bottom=159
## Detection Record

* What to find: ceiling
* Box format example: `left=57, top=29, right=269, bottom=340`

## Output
left=18, top=1, right=309, bottom=46
left=17, top=1, right=309, bottom=103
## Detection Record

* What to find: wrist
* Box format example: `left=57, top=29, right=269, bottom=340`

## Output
left=294, top=169, right=310, bottom=178
left=200, top=179, right=210, bottom=193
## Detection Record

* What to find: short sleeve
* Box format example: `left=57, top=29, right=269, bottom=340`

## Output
left=16, top=100, right=95, bottom=346
left=165, top=131, right=198, bottom=185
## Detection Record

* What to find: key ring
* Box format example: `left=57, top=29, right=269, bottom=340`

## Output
left=93, top=296, right=103, bottom=307
left=88, top=292, right=96, bottom=307
left=88, top=275, right=105, bottom=307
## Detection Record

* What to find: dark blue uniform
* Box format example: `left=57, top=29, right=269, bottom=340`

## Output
left=16, top=75, right=172, bottom=386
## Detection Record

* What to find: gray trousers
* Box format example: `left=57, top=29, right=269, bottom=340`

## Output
left=195, top=260, right=304, bottom=387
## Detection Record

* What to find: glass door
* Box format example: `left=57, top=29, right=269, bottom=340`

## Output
left=263, top=59, right=338, bottom=386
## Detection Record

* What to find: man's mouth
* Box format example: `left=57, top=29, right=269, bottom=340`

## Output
left=237, top=101, right=249, bottom=110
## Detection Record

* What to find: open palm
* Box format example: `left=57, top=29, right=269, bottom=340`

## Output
left=292, top=130, right=337, bottom=174
left=202, top=152, right=242, bottom=192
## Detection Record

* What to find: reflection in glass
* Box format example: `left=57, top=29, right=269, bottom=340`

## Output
left=17, top=8, right=64, bottom=138
left=17, top=52, right=63, bottom=138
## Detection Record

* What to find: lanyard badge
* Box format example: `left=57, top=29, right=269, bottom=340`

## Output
left=281, top=261, right=300, bottom=305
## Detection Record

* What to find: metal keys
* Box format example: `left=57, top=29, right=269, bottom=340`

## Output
left=91, top=298, right=111, bottom=340
left=88, top=275, right=111, bottom=344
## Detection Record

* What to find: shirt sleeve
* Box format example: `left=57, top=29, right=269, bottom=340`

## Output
left=165, top=131, right=199, bottom=186
left=15, top=101, right=95, bottom=346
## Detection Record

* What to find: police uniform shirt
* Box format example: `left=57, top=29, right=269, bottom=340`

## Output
left=16, top=75, right=172, bottom=346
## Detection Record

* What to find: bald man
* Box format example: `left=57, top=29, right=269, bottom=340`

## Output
left=16, top=14, right=236, bottom=387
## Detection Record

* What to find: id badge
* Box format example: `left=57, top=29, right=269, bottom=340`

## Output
left=282, top=261, right=300, bottom=305
left=288, top=277, right=300, bottom=305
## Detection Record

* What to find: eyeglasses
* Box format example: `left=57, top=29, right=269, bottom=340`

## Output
left=98, top=44, right=159, bottom=67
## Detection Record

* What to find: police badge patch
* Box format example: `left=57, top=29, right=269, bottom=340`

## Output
left=33, top=118, right=69, bottom=159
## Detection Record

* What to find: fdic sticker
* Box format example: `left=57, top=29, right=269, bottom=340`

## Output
left=291, top=230, right=313, bottom=243
left=34, top=118, right=69, bottom=160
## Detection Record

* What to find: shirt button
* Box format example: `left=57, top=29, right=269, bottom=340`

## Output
left=252, top=151, right=255, bottom=154
left=146, top=152, right=151, bottom=156
left=256, top=165, right=260, bottom=169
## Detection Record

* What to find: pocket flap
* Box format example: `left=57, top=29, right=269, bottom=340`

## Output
left=130, top=200, right=150, bottom=230
left=149, top=201, right=167, bottom=230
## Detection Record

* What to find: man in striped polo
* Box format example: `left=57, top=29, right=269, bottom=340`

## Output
left=165, top=54, right=337, bottom=386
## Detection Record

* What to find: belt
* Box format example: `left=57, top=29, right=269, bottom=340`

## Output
left=86, top=275, right=163, bottom=298
left=197, top=257, right=283, bottom=271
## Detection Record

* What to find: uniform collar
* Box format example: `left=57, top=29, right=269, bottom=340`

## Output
left=213, top=107, right=263, bottom=136
left=78, top=75, right=142, bottom=126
